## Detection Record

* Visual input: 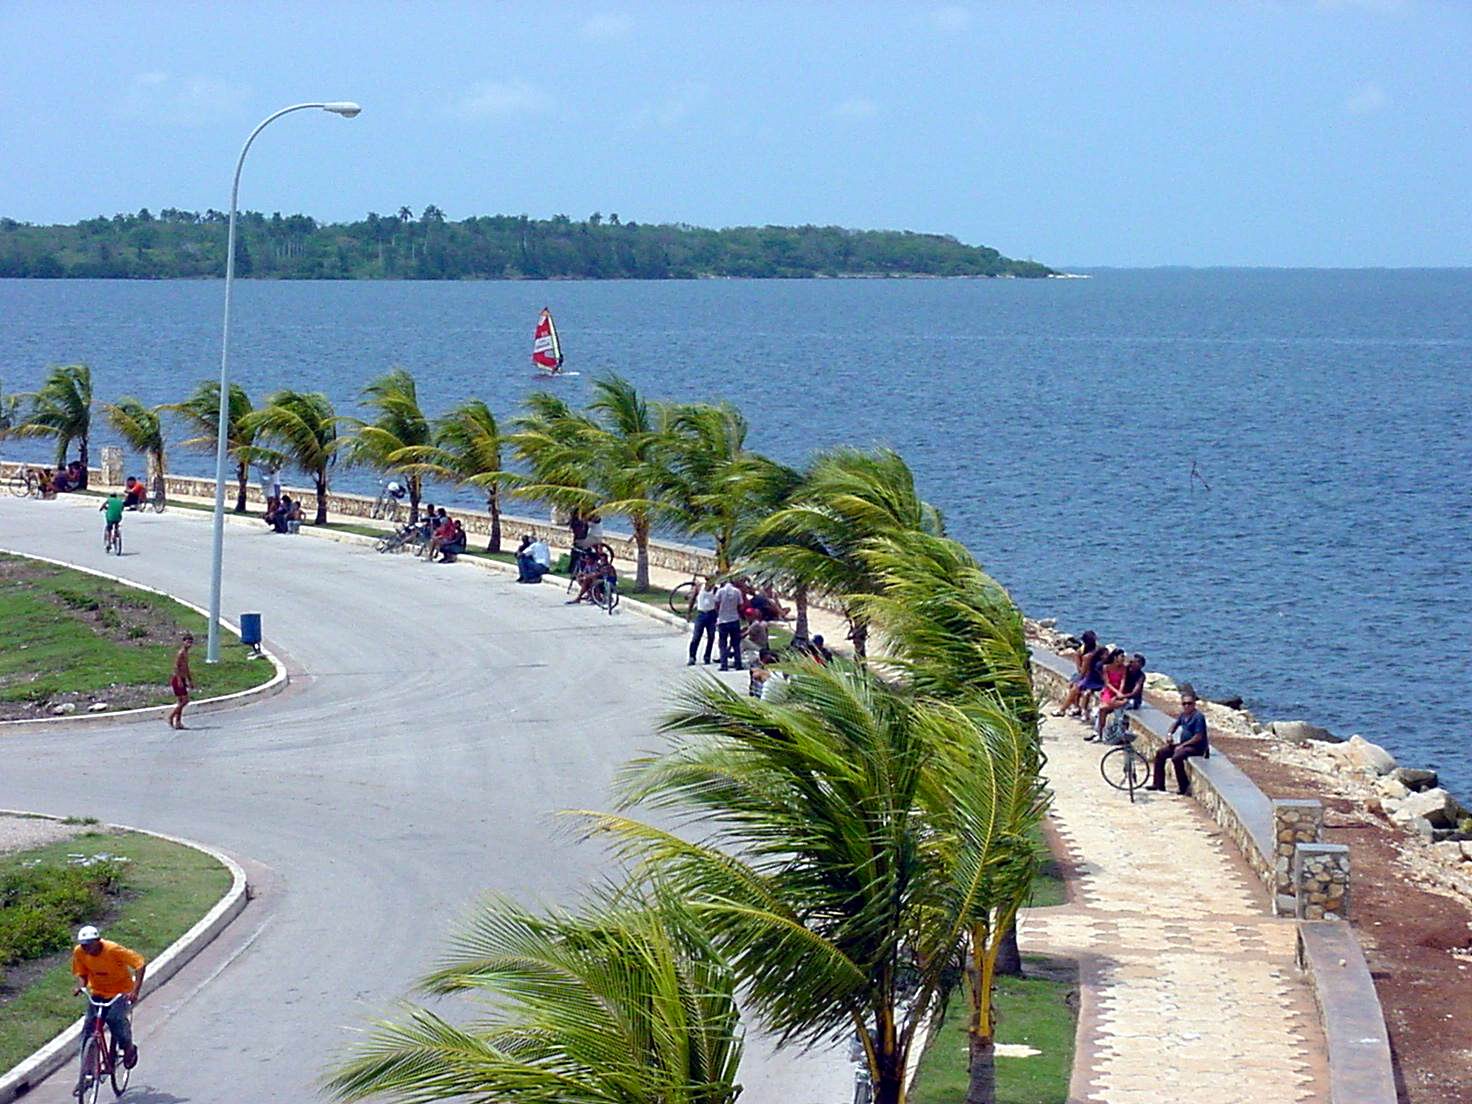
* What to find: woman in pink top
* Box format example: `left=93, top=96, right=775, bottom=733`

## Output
left=1089, top=649, right=1128, bottom=741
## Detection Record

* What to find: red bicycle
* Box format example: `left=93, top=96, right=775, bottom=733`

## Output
left=74, top=992, right=131, bottom=1101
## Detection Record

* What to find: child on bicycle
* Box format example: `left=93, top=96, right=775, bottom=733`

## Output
left=100, top=492, right=124, bottom=547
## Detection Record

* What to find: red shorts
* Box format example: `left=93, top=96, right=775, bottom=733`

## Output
left=170, top=676, right=188, bottom=698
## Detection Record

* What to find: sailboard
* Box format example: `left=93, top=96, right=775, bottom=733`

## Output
left=532, top=307, right=578, bottom=378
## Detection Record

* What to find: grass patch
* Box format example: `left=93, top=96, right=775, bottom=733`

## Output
left=0, top=828, right=231, bottom=1071
left=0, top=553, right=272, bottom=718
left=1026, top=820, right=1067, bottom=908
left=909, top=958, right=1078, bottom=1104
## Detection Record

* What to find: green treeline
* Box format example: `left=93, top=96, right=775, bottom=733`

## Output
left=0, top=207, right=1053, bottom=281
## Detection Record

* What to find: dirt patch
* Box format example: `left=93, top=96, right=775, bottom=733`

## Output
left=0, top=814, right=89, bottom=856
left=1214, top=732, right=1472, bottom=1104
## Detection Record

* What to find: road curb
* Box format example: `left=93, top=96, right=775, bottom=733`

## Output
left=0, top=548, right=288, bottom=730
left=0, top=812, right=250, bottom=1102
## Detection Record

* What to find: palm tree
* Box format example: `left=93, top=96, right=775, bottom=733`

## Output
left=15, top=363, right=92, bottom=483
left=240, top=390, right=338, bottom=524
left=0, top=379, right=21, bottom=446
left=585, top=661, right=1045, bottom=1104
left=744, top=447, right=944, bottom=656
left=101, top=397, right=166, bottom=503
left=392, top=399, right=510, bottom=551
left=325, top=891, right=743, bottom=1104
left=162, top=381, right=258, bottom=512
left=516, top=376, right=667, bottom=591
left=730, top=457, right=812, bottom=637
left=339, top=368, right=432, bottom=523
left=857, top=532, right=1047, bottom=1102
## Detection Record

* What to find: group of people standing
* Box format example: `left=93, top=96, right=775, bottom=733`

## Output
left=686, top=576, right=794, bottom=671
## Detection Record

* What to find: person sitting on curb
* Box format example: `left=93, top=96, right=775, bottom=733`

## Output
left=566, top=555, right=617, bottom=604
left=516, top=534, right=552, bottom=583
left=426, top=514, right=457, bottom=561
left=1148, top=685, right=1209, bottom=796
left=437, top=520, right=468, bottom=562
left=286, top=498, right=304, bottom=533
left=123, top=476, right=147, bottom=510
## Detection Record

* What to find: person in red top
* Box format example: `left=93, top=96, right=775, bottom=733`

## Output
left=72, top=924, right=145, bottom=1068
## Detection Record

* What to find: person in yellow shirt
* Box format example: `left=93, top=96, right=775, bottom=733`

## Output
left=71, top=925, right=145, bottom=1068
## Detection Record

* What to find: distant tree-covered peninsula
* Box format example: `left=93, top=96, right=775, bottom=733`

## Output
left=0, top=207, right=1053, bottom=280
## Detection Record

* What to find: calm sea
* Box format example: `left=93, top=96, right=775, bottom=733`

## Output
left=3, top=272, right=1470, bottom=792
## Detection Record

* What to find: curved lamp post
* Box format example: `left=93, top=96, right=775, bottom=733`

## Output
left=207, top=101, right=361, bottom=663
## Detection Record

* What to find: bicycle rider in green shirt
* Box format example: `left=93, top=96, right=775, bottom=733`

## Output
left=100, top=492, right=124, bottom=549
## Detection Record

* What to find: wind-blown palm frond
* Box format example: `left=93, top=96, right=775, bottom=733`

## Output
left=391, top=399, right=512, bottom=549
left=325, top=890, right=743, bottom=1104
left=240, top=390, right=338, bottom=524
left=14, top=363, right=92, bottom=476
left=161, top=381, right=257, bottom=511
left=0, top=379, right=21, bottom=444
left=101, top=396, right=167, bottom=499
left=340, top=367, right=433, bottom=521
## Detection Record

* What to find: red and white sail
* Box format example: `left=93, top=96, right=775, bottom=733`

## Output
left=532, top=307, right=563, bottom=372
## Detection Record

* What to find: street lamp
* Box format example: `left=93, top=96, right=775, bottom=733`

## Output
left=206, top=101, right=361, bottom=663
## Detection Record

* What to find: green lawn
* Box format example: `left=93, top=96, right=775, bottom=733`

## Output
left=0, top=553, right=273, bottom=718
left=909, top=959, right=1078, bottom=1104
left=0, top=827, right=231, bottom=1071
left=1027, top=821, right=1067, bottom=909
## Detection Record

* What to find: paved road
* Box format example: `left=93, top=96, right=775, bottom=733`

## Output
left=0, top=496, right=846, bottom=1104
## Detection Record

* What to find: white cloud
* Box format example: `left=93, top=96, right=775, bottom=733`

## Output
left=455, top=80, right=553, bottom=119
left=116, top=71, right=249, bottom=124
left=628, top=83, right=707, bottom=130
left=1344, top=82, right=1387, bottom=115
left=930, top=4, right=971, bottom=31
left=831, top=97, right=878, bottom=120
left=581, top=13, right=631, bottom=40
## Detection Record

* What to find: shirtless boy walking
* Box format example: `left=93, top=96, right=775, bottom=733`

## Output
left=168, top=633, right=195, bottom=729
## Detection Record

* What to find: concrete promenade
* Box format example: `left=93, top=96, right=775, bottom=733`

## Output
left=1022, top=714, right=1329, bottom=1103
left=0, top=496, right=846, bottom=1103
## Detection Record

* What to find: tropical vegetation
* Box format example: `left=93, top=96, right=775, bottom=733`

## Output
left=100, top=396, right=167, bottom=503
left=11, top=363, right=93, bottom=483
left=240, top=390, right=339, bottom=524
left=340, top=368, right=433, bottom=523
left=0, top=208, right=1054, bottom=280
left=162, top=381, right=257, bottom=512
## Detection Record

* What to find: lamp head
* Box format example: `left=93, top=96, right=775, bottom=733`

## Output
left=322, top=102, right=362, bottom=118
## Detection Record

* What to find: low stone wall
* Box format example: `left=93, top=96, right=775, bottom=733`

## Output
left=1296, top=923, right=1397, bottom=1104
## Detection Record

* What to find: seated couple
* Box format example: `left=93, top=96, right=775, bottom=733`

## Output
left=515, top=534, right=552, bottom=583
left=427, top=516, right=467, bottom=562
left=264, top=495, right=304, bottom=533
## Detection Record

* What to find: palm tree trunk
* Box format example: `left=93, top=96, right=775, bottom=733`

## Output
left=78, top=434, right=89, bottom=489
left=234, top=460, right=248, bottom=513
left=314, top=473, right=328, bottom=525
left=634, top=516, right=651, bottom=592
left=794, top=586, right=810, bottom=639
left=488, top=486, right=502, bottom=552
left=872, top=1008, right=905, bottom=1104
left=964, top=1035, right=997, bottom=1104
left=996, top=922, right=1022, bottom=977
left=850, top=617, right=869, bottom=659
left=150, top=449, right=166, bottom=506
left=409, top=476, right=421, bottom=525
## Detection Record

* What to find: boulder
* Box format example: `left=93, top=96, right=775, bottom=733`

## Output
left=1269, top=720, right=1340, bottom=745
left=50, top=702, right=77, bottom=716
left=1375, top=776, right=1410, bottom=801
left=1344, top=735, right=1397, bottom=775
left=1432, top=841, right=1467, bottom=866
left=1388, top=806, right=1436, bottom=841
left=1397, top=788, right=1466, bottom=829
left=1461, top=841, right=1472, bottom=863
left=1210, top=694, right=1246, bottom=711
left=1037, top=618, right=1057, bottom=629
left=1391, top=767, right=1439, bottom=793
left=87, top=702, right=109, bottom=713
left=1145, top=672, right=1178, bottom=693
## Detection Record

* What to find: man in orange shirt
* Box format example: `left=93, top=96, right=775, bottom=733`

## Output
left=72, top=925, right=145, bottom=1068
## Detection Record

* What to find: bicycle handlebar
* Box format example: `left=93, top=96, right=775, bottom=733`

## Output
left=80, top=992, right=130, bottom=1008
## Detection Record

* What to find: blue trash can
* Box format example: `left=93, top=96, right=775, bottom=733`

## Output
left=239, top=612, right=263, bottom=650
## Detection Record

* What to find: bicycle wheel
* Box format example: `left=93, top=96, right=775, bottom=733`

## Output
left=602, top=583, right=619, bottom=614
left=1100, top=746, right=1144, bottom=792
left=113, top=529, right=123, bottom=556
left=150, top=493, right=165, bottom=513
left=668, top=580, right=697, bottom=618
left=7, top=472, right=29, bottom=497
left=78, top=1036, right=103, bottom=1103
left=109, top=1036, right=131, bottom=1096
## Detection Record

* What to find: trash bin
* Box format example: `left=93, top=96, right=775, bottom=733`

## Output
left=239, top=612, right=263, bottom=653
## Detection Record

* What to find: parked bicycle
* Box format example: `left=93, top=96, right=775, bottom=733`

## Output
left=666, top=572, right=704, bottom=620
left=7, top=465, right=40, bottom=498
left=74, top=992, right=131, bottom=1101
left=1099, top=717, right=1150, bottom=802
left=374, top=522, right=427, bottom=556
left=370, top=478, right=406, bottom=522
left=148, top=483, right=166, bottom=513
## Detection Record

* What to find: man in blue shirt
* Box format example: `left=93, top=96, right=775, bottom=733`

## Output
left=1148, top=687, right=1209, bottom=795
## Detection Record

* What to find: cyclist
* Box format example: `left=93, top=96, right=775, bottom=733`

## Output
left=99, top=491, right=124, bottom=549
left=72, top=925, right=144, bottom=1070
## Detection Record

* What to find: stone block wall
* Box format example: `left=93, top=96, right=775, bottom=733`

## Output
left=1274, top=799, right=1325, bottom=909
left=1295, top=843, right=1351, bottom=921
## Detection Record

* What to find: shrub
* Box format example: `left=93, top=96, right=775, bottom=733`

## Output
left=0, top=906, right=70, bottom=965
left=0, top=859, right=126, bottom=966
left=53, top=588, right=100, bottom=611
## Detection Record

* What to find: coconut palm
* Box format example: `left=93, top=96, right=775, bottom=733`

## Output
left=744, top=447, right=944, bottom=656
left=162, top=381, right=258, bottom=512
left=14, top=363, right=93, bottom=482
left=240, top=390, right=338, bottom=524
left=339, top=368, right=433, bottom=523
left=585, top=661, right=1045, bottom=1104
left=101, top=397, right=167, bottom=503
left=392, top=399, right=511, bottom=551
left=325, top=891, right=743, bottom=1104
left=0, top=379, right=20, bottom=445
left=656, top=402, right=760, bottom=573
left=516, top=376, right=667, bottom=591
left=857, top=532, right=1047, bottom=1102
left=729, top=457, right=812, bottom=637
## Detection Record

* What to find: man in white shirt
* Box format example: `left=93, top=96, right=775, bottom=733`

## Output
left=516, top=534, right=553, bottom=583
left=714, top=578, right=745, bottom=671
left=687, top=576, right=718, bottom=666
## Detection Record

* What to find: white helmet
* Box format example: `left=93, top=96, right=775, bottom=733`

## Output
left=77, top=925, right=101, bottom=943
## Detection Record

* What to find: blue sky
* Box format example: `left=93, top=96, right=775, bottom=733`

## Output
left=2, top=0, right=1468, bottom=267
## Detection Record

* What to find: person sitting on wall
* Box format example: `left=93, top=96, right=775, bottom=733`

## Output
left=1094, top=652, right=1148, bottom=741
left=1147, top=685, right=1209, bottom=796
left=285, top=498, right=304, bottom=533
left=1053, top=630, right=1104, bottom=718
left=438, top=520, right=468, bottom=562
left=1087, top=648, right=1129, bottom=741
left=122, top=477, right=147, bottom=510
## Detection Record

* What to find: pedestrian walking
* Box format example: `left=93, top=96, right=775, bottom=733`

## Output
left=168, top=633, right=195, bottom=730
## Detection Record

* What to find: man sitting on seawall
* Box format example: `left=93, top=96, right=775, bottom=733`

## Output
left=1147, top=684, right=1209, bottom=796
left=516, top=533, right=552, bottom=583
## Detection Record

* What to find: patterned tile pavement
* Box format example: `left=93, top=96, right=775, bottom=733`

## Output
left=1020, top=715, right=1329, bottom=1104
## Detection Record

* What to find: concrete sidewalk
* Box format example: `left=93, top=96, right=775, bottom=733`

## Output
left=1021, top=715, right=1329, bottom=1103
